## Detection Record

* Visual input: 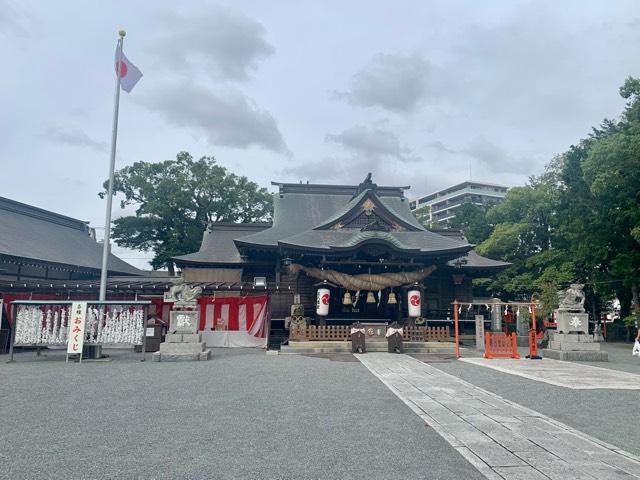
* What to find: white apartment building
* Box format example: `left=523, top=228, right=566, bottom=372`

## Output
left=409, top=181, right=507, bottom=228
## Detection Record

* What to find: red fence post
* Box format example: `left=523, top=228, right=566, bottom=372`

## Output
left=511, top=333, right=520, bottom=359
left=484, top=332, right=492, bottom=359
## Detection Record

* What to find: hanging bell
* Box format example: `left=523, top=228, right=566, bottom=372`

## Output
left=366, top=291, right=376, bottom=304
left=342, top=291, right=352, bottom=305
left=387, top=292, right=397, bottom=304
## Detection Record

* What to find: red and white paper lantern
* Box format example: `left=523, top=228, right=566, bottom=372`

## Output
left=408, top=289, right=421, bottom=317
left=316, top=288, right=330, bottom=316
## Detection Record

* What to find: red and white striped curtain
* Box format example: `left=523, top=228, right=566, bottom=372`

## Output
left=199, top=295, right=269, bottom=339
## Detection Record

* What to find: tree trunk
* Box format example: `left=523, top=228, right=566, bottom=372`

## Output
left=617, top=287, right=632, bottom=318
left=167, top=262, right=175, bottom=276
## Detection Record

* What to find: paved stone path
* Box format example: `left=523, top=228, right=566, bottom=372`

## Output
left=460, top=357, right=640, bottom=390
left=358, top=353, right=640, bottom=480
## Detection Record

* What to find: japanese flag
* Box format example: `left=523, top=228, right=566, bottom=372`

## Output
left=114, top=45, right=142, bottom=93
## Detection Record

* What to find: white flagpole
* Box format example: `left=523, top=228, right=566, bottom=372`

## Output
left=99, top=30, right=126, bottom=301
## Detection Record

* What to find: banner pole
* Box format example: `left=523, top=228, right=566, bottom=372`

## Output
left=454, top=300, right=460, bottom=358
left=99, top=30, right=126, bottom=302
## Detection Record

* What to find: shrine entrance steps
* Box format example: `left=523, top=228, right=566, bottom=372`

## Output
left=280, top=340, right=455, bottom=355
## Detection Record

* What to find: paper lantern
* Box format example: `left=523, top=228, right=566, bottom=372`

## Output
left=316, top=288, right=330, bottom=316
left=387, top=292, right=397, bottom=304
left=408, top=289, right=421, bottom=317
left=342, top=292, right=352, bottom=305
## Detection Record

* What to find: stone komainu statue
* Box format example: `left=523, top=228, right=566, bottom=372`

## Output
left=558, top=283, right=585, bottom=311
left=168, top=279, right=202, bottom=304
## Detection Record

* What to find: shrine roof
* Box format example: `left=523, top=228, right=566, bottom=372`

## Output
left=313, top=188, right=425, bottom=231
left=173, top=223, right=271, bottom=265
left=438, top=230, right=511, bottom=271
left=450, top=250, right=511, bottom=270
left=235, top=175, right=472, bottom=256
left=278, top=229, right=470, bottom=255
left=0, top=196, right=141, bottom=275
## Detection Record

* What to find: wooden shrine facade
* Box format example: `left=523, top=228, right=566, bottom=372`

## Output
left=174, top=175, right=509, bottom=324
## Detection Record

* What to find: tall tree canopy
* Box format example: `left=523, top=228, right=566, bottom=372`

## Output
left=100, top=152, right=273, bottom=274
left=448, top=202, right=492, bottom=245
left=476, top=77, right=640, bottom=325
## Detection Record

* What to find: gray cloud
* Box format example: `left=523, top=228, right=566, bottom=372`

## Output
left=150, top=7, right=274, bottom=82
left=436, top=6, right=640, bottom=135
left=0, top=0, right=32, bottom=37
left=462, top=136, right=532, bottom=174
left=41, top=126, right=107, bottom=152
left=281, top=155, right=435, bottom=195
left=282, top=156, right=386, bottom=185
left=326, top=124, right=420, bottom=162
left=424, top=140, right=456, bottom=155
left=138, top=82, right=288, bottom=154
left=333, top=53, right=431, bottom=113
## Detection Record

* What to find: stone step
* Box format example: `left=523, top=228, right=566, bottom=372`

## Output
left=166, top=333, right=202, bottom=343
left=158, top=342, right=206, bottom=354
left=280, top=341, right=455, bottom=355
left=541, top=349, right=608, bottom=361
left=152, top=350, right=211, bottom=362
left=549, top=333, right=594, bottom=343
left=548, top=341, right=601, bottom=351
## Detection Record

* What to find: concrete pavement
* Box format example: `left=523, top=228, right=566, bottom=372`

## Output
left=358, top=353, right=640, bottom=480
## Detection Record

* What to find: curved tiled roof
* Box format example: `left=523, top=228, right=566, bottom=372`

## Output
left=278, top=229, right=470, bottom=255
left=0, top=196, right=141, bottom=275
left=236, top=179, right=472, bottom=256
left=174, top=223, right=271, bottom=265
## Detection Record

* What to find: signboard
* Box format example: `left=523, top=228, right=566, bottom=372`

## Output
left=475, top=315, right=485, bottom=351
left=67, top=301, right=87, bottom=356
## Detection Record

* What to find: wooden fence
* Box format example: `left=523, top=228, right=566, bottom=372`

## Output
left=296, top=324, right=452, bottom=342
left=307, top=325, right=351, bottom=341
left=484, top=332, right=520, bottom=359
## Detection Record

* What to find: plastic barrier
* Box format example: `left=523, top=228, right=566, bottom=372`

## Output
left=484, top=332, right=520, bottom=359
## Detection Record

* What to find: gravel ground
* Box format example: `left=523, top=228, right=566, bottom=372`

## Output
left=581, top=341, right=640, bottom=374
left=434, top=357, right=640, bottom=457
left=0, top=348, right=484, bottom=480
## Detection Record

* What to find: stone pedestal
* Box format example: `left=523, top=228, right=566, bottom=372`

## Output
left=153, top=332, right=210, bottom=361
left=541, top=332, right=608, bottom=361
left=542, top=285, right=606, bottom=360
left=153, top=307, right=211, bottom=362
left=556, top=311, right=588, bottom=334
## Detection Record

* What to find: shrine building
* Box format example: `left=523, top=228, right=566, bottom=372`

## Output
left=174, top=174, right=508, bottom=342
left=0, top=176, right=509, bottom=352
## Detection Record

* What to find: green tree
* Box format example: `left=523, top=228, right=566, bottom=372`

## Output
left=100, top=152, right=273, bottom=274
left=448, top=202, right=492, bottom=244
left=414, top=205, right=435, bottom=229
left=476, top=77, right=640, bottom=330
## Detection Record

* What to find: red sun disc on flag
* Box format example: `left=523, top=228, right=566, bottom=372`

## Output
left=410, top=294, right=420, bottom=306
left=321, top=293, right=330, bottom=305
left=115, top=60, right=128, bottom=78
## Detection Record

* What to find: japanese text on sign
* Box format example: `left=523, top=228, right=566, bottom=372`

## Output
left=66, top=301, right=87, bottom=355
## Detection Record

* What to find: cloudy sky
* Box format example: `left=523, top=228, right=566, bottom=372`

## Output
left=2, top=0, right=639, bottom=268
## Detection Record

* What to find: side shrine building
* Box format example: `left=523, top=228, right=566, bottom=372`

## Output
left=174, top=174, right=508, bottom=340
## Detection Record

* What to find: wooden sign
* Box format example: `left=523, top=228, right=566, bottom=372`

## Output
left=67, top=301, right=87, bottom=356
